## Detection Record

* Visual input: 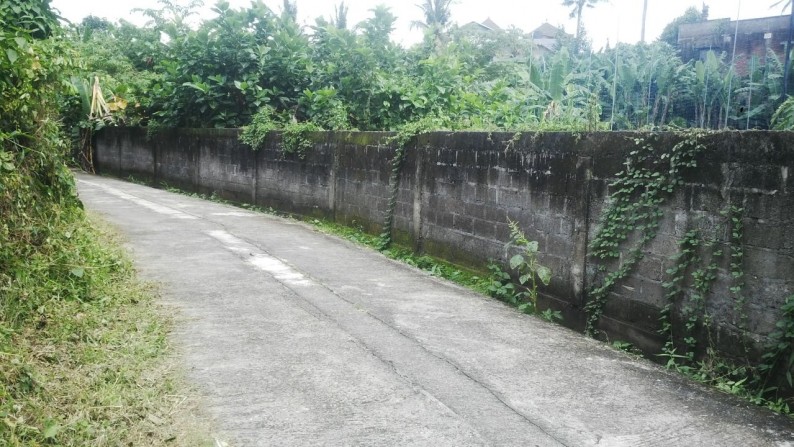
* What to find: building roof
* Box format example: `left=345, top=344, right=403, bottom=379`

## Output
left=461, top=17, right=502, bottom=32
left=481, top=17, right=501, bottom=31
left=532, top=22, right=565, bottom=39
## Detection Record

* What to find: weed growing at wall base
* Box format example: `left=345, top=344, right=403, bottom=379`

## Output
left=507, top=221, right=552, bottom=315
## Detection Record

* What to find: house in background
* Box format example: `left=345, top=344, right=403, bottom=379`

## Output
left=460, top=17, right=502, bottom=33
left=531, top=22, right=569, bottom=59
left=458, top=19, right=570, bottom=61
left=677, top=15, right=792, bottom=73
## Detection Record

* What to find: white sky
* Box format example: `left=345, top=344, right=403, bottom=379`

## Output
left=51, top=0, right=791, bottom=51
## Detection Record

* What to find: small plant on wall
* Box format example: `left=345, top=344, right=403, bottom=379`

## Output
left=507, top=220, right=553, bottom=315
left=486, top=221, right=557, bottom=321
left=240, top=106, right=322, bottom=159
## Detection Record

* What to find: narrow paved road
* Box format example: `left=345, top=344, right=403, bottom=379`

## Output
left=77, top=173, right=794, bottom=447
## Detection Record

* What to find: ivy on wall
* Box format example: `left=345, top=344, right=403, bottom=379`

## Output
left=585, top=132, right=793, bottom=412
left=378, top=117, right=447, bottom=250
left=585, top=131, right=705, bottom=336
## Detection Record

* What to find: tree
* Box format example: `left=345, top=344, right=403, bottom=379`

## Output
left=80, top=15, right=112, bottom=31
left=0, top=0, right=60, bottom=38
left=561, top=0, right=606, bottom=41
left=358, top=4, right=397, bottom=50
left=331, top=2, right=348, bottom=29
left=282, top=0, right=298, bottom=22
left=411, top=0, right=453, bottom=30
left=658, top=5, right=707, bottom=46
left=411, top=0, right=454, bottom=51
left=133, top=0, right=203, bottom=39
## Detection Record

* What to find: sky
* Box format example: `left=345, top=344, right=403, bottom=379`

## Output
left=50, top=0, right=791, bottom=51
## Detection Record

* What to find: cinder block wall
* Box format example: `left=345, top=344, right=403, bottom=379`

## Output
left=95, top=128, right=794, bottom=361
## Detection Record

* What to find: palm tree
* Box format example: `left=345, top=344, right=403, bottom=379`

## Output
left=411, top=0, right=454, bottom=50
left=561, top=0, right=606, bottom=41
left=410, top=0, right=453, bottom=31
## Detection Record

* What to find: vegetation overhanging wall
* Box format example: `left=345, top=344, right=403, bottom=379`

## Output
left=95, top=127, right=794, bottom=365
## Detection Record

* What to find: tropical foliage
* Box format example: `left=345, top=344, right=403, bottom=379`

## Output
left=58, top=0, right=794, bottom=135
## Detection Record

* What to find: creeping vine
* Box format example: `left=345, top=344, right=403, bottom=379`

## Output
left=585, top=131, right=705, bottom=336
left=725, top=205, right=748, bottom=340
left=378, top=142, right=408, bottom=250
left=659, top=228, right=721, bottom=365
left=378, top=117, right=445, bottom=250
left=758, top=295, right=794, bottom=392
left=281, top=122, right=322, bottom=159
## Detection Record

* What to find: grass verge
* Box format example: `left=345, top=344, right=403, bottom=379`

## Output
left=1, top=212, right=214, bottom=446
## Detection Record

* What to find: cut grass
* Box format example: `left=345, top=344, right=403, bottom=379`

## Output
left=0, top=213, right=215, bottom=446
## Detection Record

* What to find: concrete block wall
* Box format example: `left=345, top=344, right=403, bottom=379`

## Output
left=332, top=132, right=395, bottom=233
left=95, top=128, right=794, bottom=361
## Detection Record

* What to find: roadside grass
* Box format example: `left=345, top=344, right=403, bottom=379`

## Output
left=0, top=212, right=214, bottom=446
left=308, top=218, right=492, bottom=294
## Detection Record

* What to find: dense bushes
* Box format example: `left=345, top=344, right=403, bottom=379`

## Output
left=65, top=1, right=794, bottom=133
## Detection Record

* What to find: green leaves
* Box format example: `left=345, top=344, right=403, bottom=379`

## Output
left=586, top=132, right=705, bottom=337
left=771, top=96, right=794, bottom=130
left=759, top=294, right=794, bottom=391
left=182, top=81, right=208, bottom=94
left=0, top=150, right=14, bottom=171
left=536, top=265, right=552, bottom=286
left=5, top=47, right=17, bottom=64
left=509, top=254, right=524, bottom=270
left=42, top=421, right=61, bottom=439
left=503, top=220, right=554, bottom=317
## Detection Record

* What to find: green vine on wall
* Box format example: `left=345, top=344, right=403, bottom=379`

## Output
left=585, top=131, right=706, bottom=336
left=632, top=192, right=792, bottom=411
left=759, top=295, right=794, bottom=393
left=659, top=229, right=721, bottom=366
left=281, top=122, right=322, bottom=159
left=378, top=117, right=446, bottom=250
left=725, top=205, right=748, bottom=340
left=378, top=142, right=408, bottom=250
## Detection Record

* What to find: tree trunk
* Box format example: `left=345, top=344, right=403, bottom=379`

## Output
left=641, top=0, right=648, bottom=42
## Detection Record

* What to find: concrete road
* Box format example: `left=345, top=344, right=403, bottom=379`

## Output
left=76, top=173, right=794, bottom=447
